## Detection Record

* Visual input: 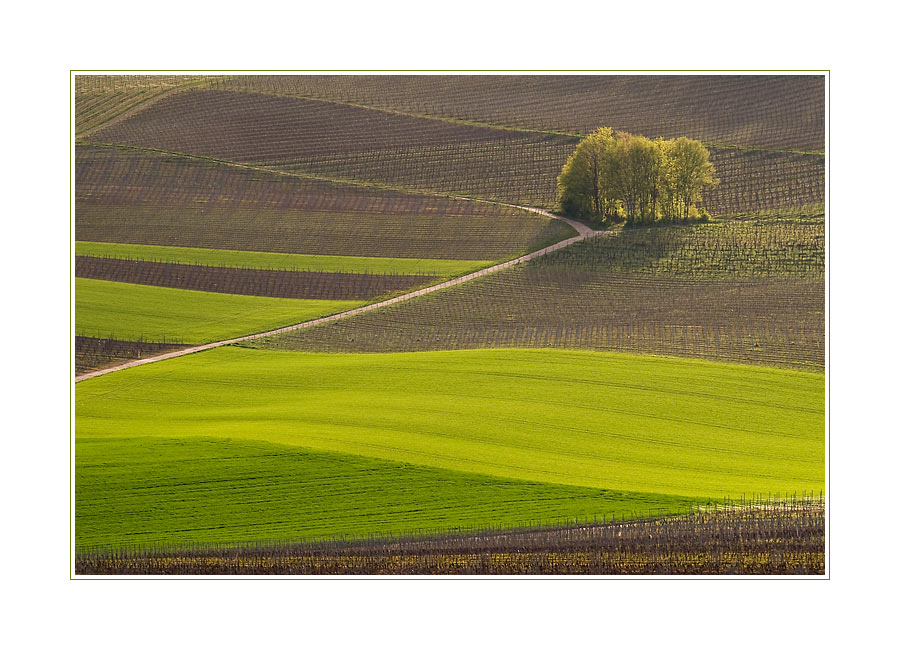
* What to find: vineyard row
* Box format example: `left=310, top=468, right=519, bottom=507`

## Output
left=76, top=496, right=825, bottom=575
left=75, top=256, right=437, bottom=300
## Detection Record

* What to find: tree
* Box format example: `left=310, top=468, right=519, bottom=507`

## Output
left=557, top=127, right=618, bottom=223
left=662, top=137, right=719, bottom=220
left=615, top=134, right=665, bottom=226
left=557, top=128, right=718, bottom=226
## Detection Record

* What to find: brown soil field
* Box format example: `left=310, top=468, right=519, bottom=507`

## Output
left=75, top=336, right=190, bottom=376
left=79, top=99, right=823, bottom=215
left=706, top=149, right=824, bottom=217
left=253, top=271, right=824, bottom=371
left=75, top=75, right=212, bottom=137
left=273, top=136, right=578, bottom=208
left=76, top=499, right=824, bottom=576
left=75, top=146, right=571, bottom=259
left=273, top=137, right=824, bottom=214
left=209, top=74, right=825, bottom=151
left=75, top=256, right=436, bottom=300
left=541, top=222, right=825, bottom=277
left=84, top=89, right=542, bottom=163
left=251, top=223, right=825, bottom=371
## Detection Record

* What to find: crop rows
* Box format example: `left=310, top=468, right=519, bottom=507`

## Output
left=82, top=90, right=575, bottom=207
left=208, top=74, right=825, bottom=151
left=704, top=149, right=824, bottom=217
left=279, top=144, right=824, bottom=215
left=75, top=145, right=527, bottom=217
left=75, top=336, right=189, bottom=376
left=255, top=273, right=824, bottom=370
left=76, top=497, right=824, bottom=575
left=80, top=90, right=823, bottom=214
left=75, top=256, right=435, bottom=300
left=252, top=224, right=824, bottom=370
left=76, top=242, right=487, bottom=276
left=275, top=138, right=577, bottom=208
left=539, top=222, right=825, bottom=277
left=75, top=147, right=569, bottom=259
left=76, top=205, right=569, bottom=261
left=85, top=90, right=537, bottom=163
left=75, top=75, right=211, bottom=136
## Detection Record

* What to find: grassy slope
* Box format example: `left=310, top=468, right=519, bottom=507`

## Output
left=75, top=278, right=364, bottom=343
left=76, top=437, right=704, bottom=549
left=75, top=241, right=490, bottom=276
left=75, top=347, right=824, bottom=547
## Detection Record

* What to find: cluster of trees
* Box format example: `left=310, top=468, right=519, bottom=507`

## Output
left=557, top=127, right=719, bottom=226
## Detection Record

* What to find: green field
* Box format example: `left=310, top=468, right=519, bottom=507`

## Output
left=76, top=437, right=705, bottom=549
left=75, top=278, right=364, bottom=343
left=75, top=241, right=490, bottom=276
left=75, top=347, right=824, bottom=548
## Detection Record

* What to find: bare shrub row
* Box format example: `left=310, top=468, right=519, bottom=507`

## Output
left=76, top=495, right=824, bottom=575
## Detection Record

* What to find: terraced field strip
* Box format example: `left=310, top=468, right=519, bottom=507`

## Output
left=75, top=242, right=489, bottom=276
left=74, top=347, right=824, bottom=547
left=256, top=221, right=824, bottom=371
left=75, top=278, right=365, bottom=345
left=75, top=75, right=220, bottom=138
left=76, top=256, right=438, bottom=300
left=75, top=210, right=596, bottom=382
left=79, top=90, right=824, bottom=213
left=77, top=499, right=825, bottom=575
left=75, top=145, right=570, bottom=259
left=210, top=75, right=825, bottom=152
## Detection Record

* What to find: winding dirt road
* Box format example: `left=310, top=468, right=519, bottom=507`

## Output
left=74, top=208, right=601, bottom=383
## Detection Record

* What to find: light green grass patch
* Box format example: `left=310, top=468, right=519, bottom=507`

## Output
left=75, top=241, right=492, bottom=276
left=75, top=437, right=704, bottom=549
left=76, top=347, right=825, bottom=499
left=75, top=278, right=364, bottom=343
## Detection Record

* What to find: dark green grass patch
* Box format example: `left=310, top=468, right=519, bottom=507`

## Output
left=75, top=437, right=704, bottom=550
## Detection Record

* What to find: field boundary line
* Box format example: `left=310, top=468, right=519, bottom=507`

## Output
left=75, top=208, right=601, bottom=382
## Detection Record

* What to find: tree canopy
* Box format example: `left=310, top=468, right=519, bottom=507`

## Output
left=557, top=128, right=718, bottom=226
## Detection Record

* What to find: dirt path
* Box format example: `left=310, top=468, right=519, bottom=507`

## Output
left=75, top=208, right=601, bottom=383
